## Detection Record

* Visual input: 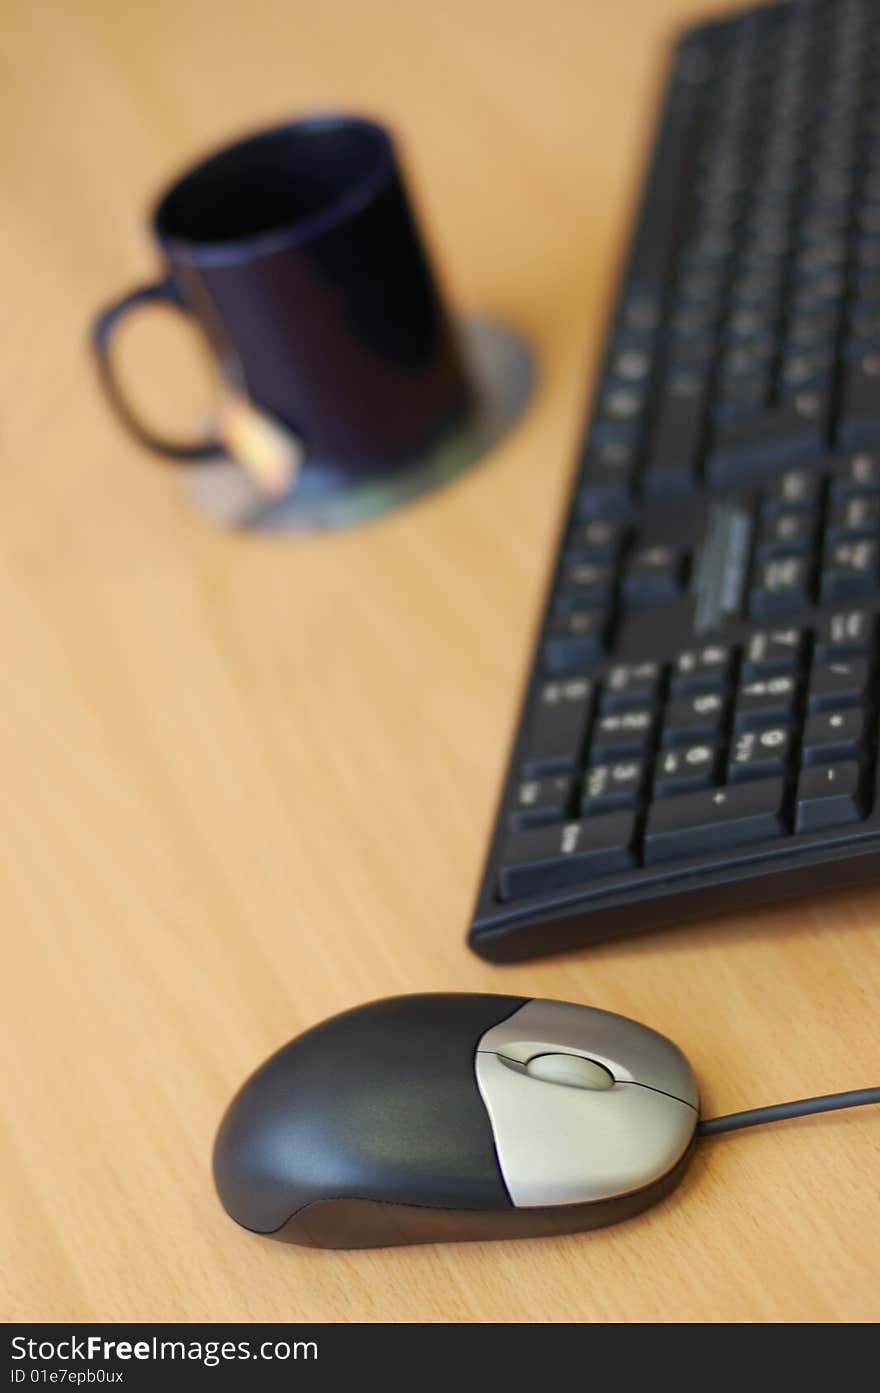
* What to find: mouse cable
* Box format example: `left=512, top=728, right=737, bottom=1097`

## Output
left=697, top=1087, right=880, bottom=1137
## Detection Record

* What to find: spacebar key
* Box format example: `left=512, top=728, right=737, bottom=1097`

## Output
left=498, top=813, right=636, bottom=900
left=644, top=779, right=785, bottom=865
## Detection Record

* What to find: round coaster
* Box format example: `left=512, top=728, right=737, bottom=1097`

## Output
left=183, top=315, right=535, bottom=531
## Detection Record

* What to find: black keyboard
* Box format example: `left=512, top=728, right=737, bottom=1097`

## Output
left=470, top=0, right=880, bottom=961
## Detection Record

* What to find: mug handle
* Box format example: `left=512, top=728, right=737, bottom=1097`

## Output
left=91, top=277, right=220, bottom=461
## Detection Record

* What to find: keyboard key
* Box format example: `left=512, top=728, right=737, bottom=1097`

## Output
left=622, top=547, right=684, bottom=604
left=558, top=561, right=614, bottom=607
left=787, top=306, right=838, bottom=347
left=714, top=381, right=768, bottom=423
left=743, top=627, right=803, bottom=677
left=663, top=691, right=726, bottom=743
left=794, top=762, right=866, bottom=832
left=641, top=387, right=705, bottom=496
left=719, top=342, right=774, bottom=381
left=522, top=679, right=593, bottom=776
left=820, top=539, right=878, bottom=603
left=734, top=675, right=798, bottom=728
left=825, top=496, right=880, bottom=544
left=755, top=511, right=815, bottom=559
left=544, top=611, right=608, bottom=674
left=617, top=292, right=661, bottom=336
left=750, top=556, right=812, bottom=617
left=565, top=520, right=624, bottom=562
left=598, top=383, right=647, bottom=423
left=728, top=725, right=792, bottom=782
left=801, top=709, right=866, bottom=765
left=762, top=468, right=822, bottom=514
left=590, top=708, right=654, bottom=760
left=671, top=644, right=731, bottom=693
left=829, top=451, right=880, bottom=500
left=623, top=85, right=696, bottom=288
left=806, top=659, right=870, bottom=711
left=814, top=610, right=873, bottom=659
left=707, top=400, right=827, bottom=486
left=510, top=775, right=573, bottom=829
left=837, top=354, right=880, bottom=451
left=778, top=353, right=833, bottom=396
left=581, top=759, right=645, bottom=815
left=644, top=778, right=786, bottom=864
left=601, top=662, right=662, bottom=710
left=610, top=348, right=652, bottom=382
left=575, top=441, right=637, bottom=518
left=653, top=742, right=718, bottom=797
left=498, top=814, right=637, bottom=900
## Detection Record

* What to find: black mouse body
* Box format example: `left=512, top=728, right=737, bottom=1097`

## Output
left=213, top=993, right=699, bottom=1248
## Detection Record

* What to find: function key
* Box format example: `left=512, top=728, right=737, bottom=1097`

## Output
left=728, top=725, right=793, bottom=782
left=510, top=775, right=574, bottom=830
left=734, top=674, right=798, bottom=728
left=544, top=610, right=609, bottom=675
left=590, top=708, right=654, bottom=761
left=806, top=659, right=870, bottom=711
left=644, top=778, right=786, bottom=865
left=653, top=742, right=719, bottom=798
left=602, top=661, right=662, bottom=710
left=795, top=762, right=866, bottom=832
left=622, top=546, right=684, bottom=605
left=814, top=610, right=873, bottom=659
left=750, top=556, right=813, bottom=617
left=581, top=759, right=645, bottom=815
left=663, top=691, right=726, bottom=744
left=521, top=678, right=593, bottom=776
left=820, top=539, right=878, bottom=603
left=830, top=451, right=880, bottom=499
left=743, top=627, right=804, bottom=677
left=498, top=813, right=637, bottom=900
left=672, top=644, right=732, bottom=693
left=801, top=709, right=866, bottom=765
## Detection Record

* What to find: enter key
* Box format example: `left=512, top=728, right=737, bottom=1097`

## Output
left=644, top=778, right=786, bottom=864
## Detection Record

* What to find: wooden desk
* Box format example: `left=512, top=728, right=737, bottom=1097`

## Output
left=2, top=0, right=878, bottom=1324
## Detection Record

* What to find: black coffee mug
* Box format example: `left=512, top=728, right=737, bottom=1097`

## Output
left=92, top=116, right=471, bottom=483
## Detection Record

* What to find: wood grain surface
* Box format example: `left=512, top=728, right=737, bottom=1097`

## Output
left=2, top=0, right=878, bottom=1323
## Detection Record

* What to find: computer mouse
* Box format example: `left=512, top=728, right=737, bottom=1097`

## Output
left=213, top=993, right=699, bottom=1248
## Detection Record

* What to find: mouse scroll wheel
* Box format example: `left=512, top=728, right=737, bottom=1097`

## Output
left=523, top=1053, right=615, bottom=1090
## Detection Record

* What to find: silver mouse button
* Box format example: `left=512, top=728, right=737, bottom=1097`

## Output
left=476, top=999, right=699, bottom=1209
left=478, top=997, right=698, bottom=1104
left=523, top=1053, right=615, bottom=1090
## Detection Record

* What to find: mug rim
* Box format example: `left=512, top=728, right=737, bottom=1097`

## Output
left=152, top=114, right=396, bottom=267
